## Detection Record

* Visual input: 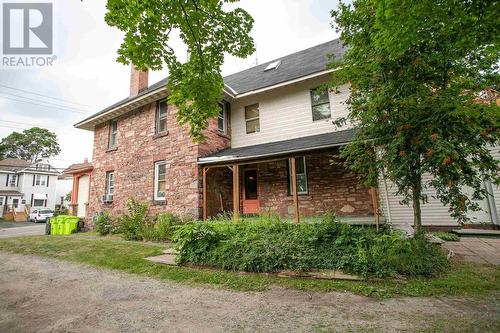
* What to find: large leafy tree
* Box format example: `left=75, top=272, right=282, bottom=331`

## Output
left=330, top=0, right=499, bottom=229
left=105, top=0, right=254, bottom=141
left=0, top=127, right=61, bottom=163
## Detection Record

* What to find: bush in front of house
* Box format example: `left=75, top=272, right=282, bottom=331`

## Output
left=172, top=215, right=449, bottom=278
left=431, top=231, right=460, bottom=242
left=95, top=199, right=187, bottom=242
left=94, top=211, right=116, bottom=236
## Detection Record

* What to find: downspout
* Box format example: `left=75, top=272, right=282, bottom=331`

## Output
left=484, top=180, right=499, bottom=226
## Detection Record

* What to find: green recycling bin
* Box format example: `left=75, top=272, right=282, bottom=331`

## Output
left=56, top=216, right=80, bottom=235
left=50, top=216, right=61, bottom=235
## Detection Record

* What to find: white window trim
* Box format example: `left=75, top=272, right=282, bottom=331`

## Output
left=218, top=102, right=227, bottom=133
left=106, top=172, right=115, bottom=196
left=245, top=104, right=260, bottom=134
left=288, top=156, right=308, bottom=195
left=154, top=161, right=166, bottom=201
left=9, top=174, right=17, bottom=187
left=156, top=99, right=168, bottom=134
left=310, top=87, right=331, bottom=122
left=35, top=174, right=48, bottom=186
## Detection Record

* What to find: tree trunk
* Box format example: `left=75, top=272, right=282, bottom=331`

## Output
left=412, top=183, right=422, bottom=231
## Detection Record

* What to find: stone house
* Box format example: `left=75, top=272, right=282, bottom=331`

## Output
left=75, top=39, right=500, bottom=229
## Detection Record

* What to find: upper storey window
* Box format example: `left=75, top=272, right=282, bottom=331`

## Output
left=245, top=104, right=260, bottom=134
left=310, top=87, right=331, bottom=121
left=218, top=102, right=227, bottom=134
left=156, top=99, right=168, bottom=134
left=108, top=119, right=118, bottom=149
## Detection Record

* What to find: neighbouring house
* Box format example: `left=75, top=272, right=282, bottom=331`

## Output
left=74, top=39, right=500, bottom=229
left=0, top=158, right=60, bottom=221
left=61, top=159, right=93, bottom=218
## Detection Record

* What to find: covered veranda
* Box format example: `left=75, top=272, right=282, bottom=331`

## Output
left=198, top=129, right=382, bottom=227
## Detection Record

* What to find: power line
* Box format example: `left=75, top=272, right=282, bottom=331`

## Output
left=0, top=120, right=74, bottom=133
left=0, top=90, right=91, bottom=113
left=0, top=94, right=88, bottom=115
left=0, top=82, right=93, bottom=108
left=0, top=124, right=76, bottom=136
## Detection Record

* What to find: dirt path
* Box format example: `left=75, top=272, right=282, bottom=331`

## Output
left=0, top=252, right=498, bottom=333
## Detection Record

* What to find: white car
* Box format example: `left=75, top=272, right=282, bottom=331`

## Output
left=29, top=209, right=54, bottom=223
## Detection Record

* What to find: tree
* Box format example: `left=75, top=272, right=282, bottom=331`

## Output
left=0, top=127, right=61, bottom=163
left=105, top=0, right=255, bottom=141
left=330, top=0, right=499, bottom=229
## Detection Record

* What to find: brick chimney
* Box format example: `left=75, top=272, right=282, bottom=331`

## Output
left=130, top=66, right=149, bottom=97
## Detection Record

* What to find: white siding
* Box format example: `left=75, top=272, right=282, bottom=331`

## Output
left=379, top=144, right=500, bottom=227
left=20, top=173, right=58, bottom=210
left=230, top=78, right=350, bottom=148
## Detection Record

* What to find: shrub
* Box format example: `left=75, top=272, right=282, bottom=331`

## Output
left=140, top=213, right=185, bottom=242
left=432, top=231, right=460, bottom=242
left=120, top=199, right=149, bottom=241
left=173, top=217, right=449, bottom=278
left=93, top=211, right=115, bottom=236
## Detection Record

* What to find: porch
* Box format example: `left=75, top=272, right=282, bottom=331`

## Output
left=198, top=130, right=382, bottom=226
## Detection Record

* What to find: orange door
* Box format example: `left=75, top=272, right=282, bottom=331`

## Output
left=243, top=169, right=260, bottom=214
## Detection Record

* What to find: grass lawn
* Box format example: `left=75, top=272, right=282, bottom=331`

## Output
left=0, top=233, right=498, bottom=298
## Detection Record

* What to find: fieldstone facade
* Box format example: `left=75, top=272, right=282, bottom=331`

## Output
left=88, top=100, right=229, bottom=222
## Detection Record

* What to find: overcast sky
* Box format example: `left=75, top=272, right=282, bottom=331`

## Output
left=0, top=0, right=341, bottom=169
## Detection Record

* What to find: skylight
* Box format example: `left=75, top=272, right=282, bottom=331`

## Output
left=264, top=60, right=281, bottom=71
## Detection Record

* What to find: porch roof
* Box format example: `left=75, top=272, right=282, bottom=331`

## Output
left=0, top=190, right=23, bottom=196
left=198, top=129, right=357, bottom=165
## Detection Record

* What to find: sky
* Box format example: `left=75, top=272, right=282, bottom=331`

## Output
left=0, top=0, right=341, bottom=170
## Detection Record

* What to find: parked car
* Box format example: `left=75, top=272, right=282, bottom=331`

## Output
left=29, top=209, right=54, bottom=223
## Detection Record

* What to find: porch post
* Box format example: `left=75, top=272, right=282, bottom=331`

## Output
left=232, top=164, right=239, bottom=223
left=369, top=187, right=380, bottom=231
left=289, top=157, right=300, bottom=224
left=202, top=167, right=207, bottom=221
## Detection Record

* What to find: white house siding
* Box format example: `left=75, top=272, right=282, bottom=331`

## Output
left=20, top=173, right=58, bottom=211
left=379, top=145, right=500, bottom=227
left=230, top=76, right=350, bottom=148
left=489, top=146, right=500, bottom=216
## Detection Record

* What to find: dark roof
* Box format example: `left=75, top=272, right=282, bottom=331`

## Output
left=77, top=39, right=346, bottom=127
left=0, top=158, right=30, bottom=172
left=199, top=129, right=357, bottom=164
left=224, top=39, right=346, bottom=94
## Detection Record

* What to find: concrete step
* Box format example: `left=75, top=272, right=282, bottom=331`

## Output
left=146, top=254, right=178, bottom=266
left=452, top=229, right=500, bottom=238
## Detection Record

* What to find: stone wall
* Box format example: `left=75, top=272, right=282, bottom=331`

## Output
left=250, top=149, right=374, bottom=217
left=88, top=102, right=201, bottom=222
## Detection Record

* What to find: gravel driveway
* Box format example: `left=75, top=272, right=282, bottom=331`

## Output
left=0, top=252, right=498, bottom=333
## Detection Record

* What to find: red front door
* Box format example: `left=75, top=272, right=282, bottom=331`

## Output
left=243, top=169, right=260, bottom=214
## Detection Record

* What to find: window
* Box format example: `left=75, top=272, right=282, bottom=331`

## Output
left=310, top=87, right=331, bottom=121
left=105, top=171, right=115, bottom=196
left=156, top=100, right=168, bottom=134
left=108, top=120, right=118, bottom=149
left=154, top=161, right=166, bottom=200
left=35, top=175, right=47, bottom=186
left=33, top=199, right=45, bottom=207
left=245, top=104, right=260, bottom=134
left=9, top=174, right=17, bottom=187
left=37, top=164, right=49, bottom=171
left=287, top=157, right=308, bottom=195
left=218, top=102, right=227, bottom=133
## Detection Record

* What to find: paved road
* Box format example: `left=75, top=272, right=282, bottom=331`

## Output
left=0, top=252, right=498, bottom=333
left=0, top=222, right=45, bottom=238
